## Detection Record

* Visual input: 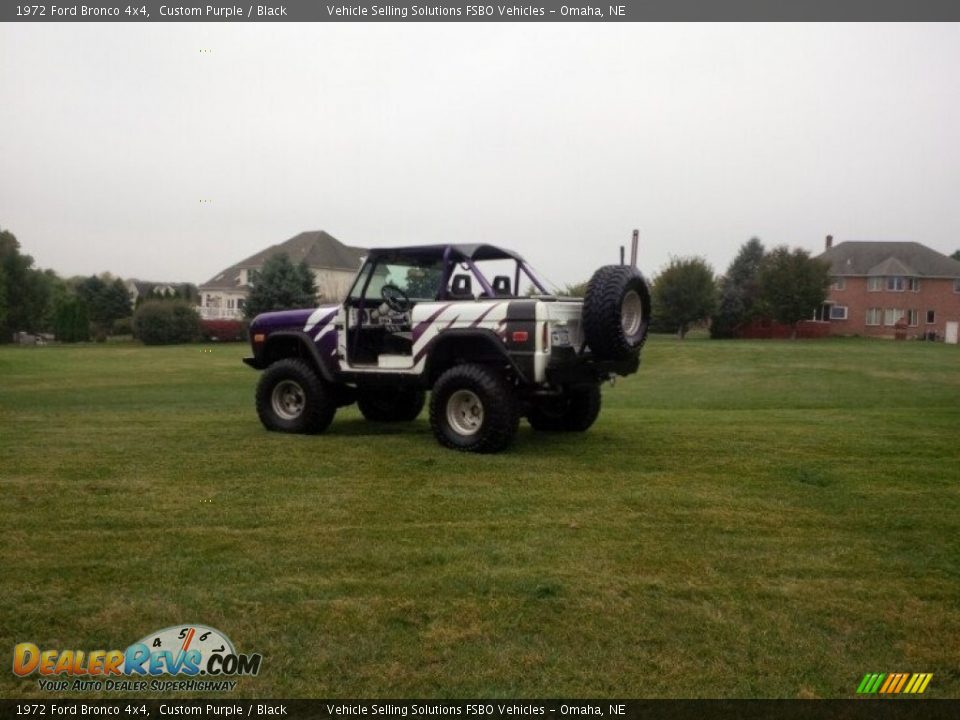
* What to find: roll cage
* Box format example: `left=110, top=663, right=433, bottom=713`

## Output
left=346, top=243, right=551, bottom=304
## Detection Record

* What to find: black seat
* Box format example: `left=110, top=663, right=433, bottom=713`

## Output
left=492, top=276, right=512, bottom=296
left=449, top=274, right=473, bottom=299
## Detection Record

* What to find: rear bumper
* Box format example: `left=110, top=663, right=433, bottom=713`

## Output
left=545, top=347, right=639, bottom=385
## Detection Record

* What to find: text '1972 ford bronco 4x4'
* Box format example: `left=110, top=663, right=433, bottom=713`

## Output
left=244, top=244, right=650, bottom=453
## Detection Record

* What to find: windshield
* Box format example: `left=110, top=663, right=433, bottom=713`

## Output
left=351, top=255, right=445, bottom=302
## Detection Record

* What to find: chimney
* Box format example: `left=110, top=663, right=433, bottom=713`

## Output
left=825, top=234, right=834, bottom=250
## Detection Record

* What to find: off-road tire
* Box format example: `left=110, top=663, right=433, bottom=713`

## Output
left=582, top=265, right=651, bottom=361
left=429, top=364, right=519, bottom=453
left=357, top=387, right=426, bottom=422
left=255, top=358, right=336, bottom=434
left=527, top=383, right=602, bottom=432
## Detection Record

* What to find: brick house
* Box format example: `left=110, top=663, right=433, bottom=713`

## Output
left=198, top=230, right=365, bottom=320
left=815, top=236, right=960, bottom=339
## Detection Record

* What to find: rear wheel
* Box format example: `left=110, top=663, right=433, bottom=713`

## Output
left=357, top=387, right=426, bottom=422
left=255, top=358, right=336, bottom=434
left=527, top=384, right=602, bottom=432
left=429, top=364, right=519, bottom=453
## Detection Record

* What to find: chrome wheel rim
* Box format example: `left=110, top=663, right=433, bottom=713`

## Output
left=446, top=389, right=484, bottom=436
left=621, top=290, right=643, bottom=337
left=272, top=380, right=305, bottom=420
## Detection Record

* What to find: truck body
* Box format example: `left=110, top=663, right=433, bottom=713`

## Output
left=244, top=243, right=650, bottom=452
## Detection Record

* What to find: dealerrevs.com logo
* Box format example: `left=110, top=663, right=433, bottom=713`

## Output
left=13, top=624, right=262, bottom=692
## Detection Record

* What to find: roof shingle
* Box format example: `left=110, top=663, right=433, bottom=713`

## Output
left=817, top=241, right=960, bottom=278
left=200, top=231, right=366, bottom=291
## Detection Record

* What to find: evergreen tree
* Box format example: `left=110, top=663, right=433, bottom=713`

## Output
left=244, top=254, right=318, bottom=319
left=711, top=237, right=766, bottom=339
left=76, top=275, right=131, bottom=332
left=54, top=297, right=91, bottom=342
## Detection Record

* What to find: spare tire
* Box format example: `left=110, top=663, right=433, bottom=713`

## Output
left=582, top=265, right=651, bottom=361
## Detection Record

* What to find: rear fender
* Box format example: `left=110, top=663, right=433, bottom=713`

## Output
left=422, top=328, right=529, bottom=385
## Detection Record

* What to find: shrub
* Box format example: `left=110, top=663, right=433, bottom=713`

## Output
left=201, top=319, right=248, bottom=342
left=133, top=300, right=201, bottom=345
left=112, top=316, right=133, bottom=336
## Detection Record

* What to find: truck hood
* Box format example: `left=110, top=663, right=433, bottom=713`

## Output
left=250, top=305, right=339, bottom=334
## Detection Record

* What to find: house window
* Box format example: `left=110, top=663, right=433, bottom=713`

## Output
left=927, top=310, right=935, bottom=324
left=884, top=308, right=904, bottom=326
left=831, top=277, right=846, bottom=291
left=954, top=279, right=960, bottom=293
left=867, top=277, right=883, bottom=292
left=908, top=277, right=920, bottom=292
left=907, top=309, right=919, bottom=327
left=829, top=305, right=848, bottom=320
left=886, top=276, right=905, bottom=292
left=866, top=308, right=882, bottom=326
left=227, top=299, right=235, bottom=309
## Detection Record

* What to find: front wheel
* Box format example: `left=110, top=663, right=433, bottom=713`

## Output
left=255, top=358, right=336, bottom=434
left=527, top=384, right=602, bottom=432
left=429, top=364, right=519, bottom=453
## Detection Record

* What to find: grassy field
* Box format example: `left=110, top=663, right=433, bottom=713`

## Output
left=0, top=336, right=958, bottom=699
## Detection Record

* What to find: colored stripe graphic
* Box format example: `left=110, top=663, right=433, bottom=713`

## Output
left=857, top=672, right=932, bottom=695
left=879, top=674, right=897, bottom=694
left=896, top=673, right=910, bottom=693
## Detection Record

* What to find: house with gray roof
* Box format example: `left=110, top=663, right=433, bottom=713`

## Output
left=198, top=230, right=366, bottom=320
left=815, top=236, right=960, bottom=341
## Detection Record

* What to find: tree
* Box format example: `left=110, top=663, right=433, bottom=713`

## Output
left=76, top=275, right=131, bottom=332
left=244, top=254, right=317, bottom=319
left=0, top=229, right=52, bottom=340
left=54, top=297, right=91, bottom=342
left=952, top=249, right=960, bottom=262
left=758, top=246, right=831, bottom=338
left=133, top=300, right=201, bottom=345
left=562, top=280, right=589, bottom=298
left=711, top=237, right=767, bottom=338
left=651, top=256, right=716, bottom=339
left=0, top=265, right=6, bottom=335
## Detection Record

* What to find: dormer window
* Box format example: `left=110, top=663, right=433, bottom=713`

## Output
left=886, top=276, right=905, bottom=292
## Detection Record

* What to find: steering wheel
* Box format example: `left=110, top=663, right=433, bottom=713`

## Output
left=381, top=284, right=411, bottom=313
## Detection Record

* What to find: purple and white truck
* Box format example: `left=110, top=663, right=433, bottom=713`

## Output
left=244, top=244, right=650, bottom=453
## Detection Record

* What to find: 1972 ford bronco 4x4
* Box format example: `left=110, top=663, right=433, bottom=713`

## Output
left=244, top=244, right=650, bottom=452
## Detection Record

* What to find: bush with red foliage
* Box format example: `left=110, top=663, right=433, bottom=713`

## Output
left=201, top=319, right=247, bottom=342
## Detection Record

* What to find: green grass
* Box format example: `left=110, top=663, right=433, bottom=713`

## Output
left=0, top=337, right=958, bottom=699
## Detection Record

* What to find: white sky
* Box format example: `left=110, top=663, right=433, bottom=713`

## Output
left=1, top=22, right=958, bottom=286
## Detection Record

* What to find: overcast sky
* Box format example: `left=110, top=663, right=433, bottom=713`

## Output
left=1, top=22, right=958, bottom=287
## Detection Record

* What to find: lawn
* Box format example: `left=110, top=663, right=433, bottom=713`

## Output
left=0, top=336, right=958, bottom=699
